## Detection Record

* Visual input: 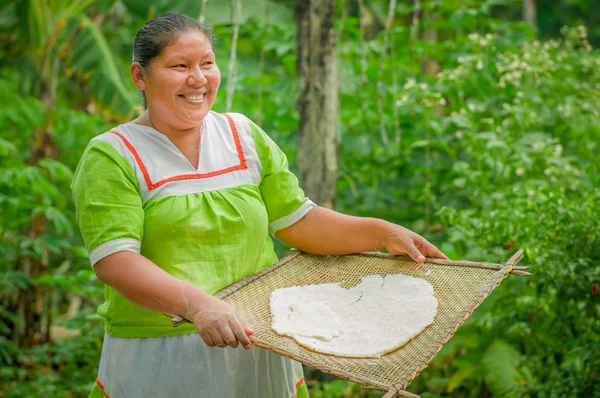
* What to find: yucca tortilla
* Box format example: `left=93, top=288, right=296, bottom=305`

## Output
left=270, top=274, right=438, bottom=358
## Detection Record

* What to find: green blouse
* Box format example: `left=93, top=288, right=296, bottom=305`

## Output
left=72, top=112, right=315, bottom=338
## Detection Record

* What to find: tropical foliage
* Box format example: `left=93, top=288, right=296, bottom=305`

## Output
left=0, top=0, right=598, bottom=397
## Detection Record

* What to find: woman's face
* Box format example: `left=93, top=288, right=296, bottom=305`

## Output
left=133, top=30, right=220, bottom=131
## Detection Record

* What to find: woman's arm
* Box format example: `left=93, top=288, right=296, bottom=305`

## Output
left=275, top=206, right=447, bottom=262
left=94, top=251, right=253, bottom=349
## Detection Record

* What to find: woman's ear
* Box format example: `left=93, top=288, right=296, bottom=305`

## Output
left=130, top=62, right=147, bottom=90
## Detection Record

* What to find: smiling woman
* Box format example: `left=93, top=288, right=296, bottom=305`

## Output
left=75, top=13, right=311, bottom=397
left=71, top=11, right=446, bottom=398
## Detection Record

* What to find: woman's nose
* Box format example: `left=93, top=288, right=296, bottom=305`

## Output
left=187, top=67, right=207, bottom=85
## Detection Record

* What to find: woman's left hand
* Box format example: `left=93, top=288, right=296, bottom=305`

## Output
left=383, top=225, right=448, bottom=262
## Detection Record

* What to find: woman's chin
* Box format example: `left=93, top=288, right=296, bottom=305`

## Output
left=176, top=113, right=210, bottom=128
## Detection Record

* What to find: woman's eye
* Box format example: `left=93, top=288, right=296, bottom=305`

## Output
left=172, top=64, right=186, bottom=68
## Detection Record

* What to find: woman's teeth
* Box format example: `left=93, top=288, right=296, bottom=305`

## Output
left=181, top=94, right=205, bottom=102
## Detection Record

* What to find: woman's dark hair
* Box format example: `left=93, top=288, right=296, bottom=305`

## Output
left=132, top=12, right=216, bottom=107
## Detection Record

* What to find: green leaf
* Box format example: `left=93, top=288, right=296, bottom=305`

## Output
left=15, top=96, right=46, bottom=126
left=0, top=137, right=18, bottom=157
left=45, top=207, right=73, bottom=236
left=481, top=339, right=524, bottom=397
left=410, top=140, right=451, bottom=153
left=21, top=0, right=46, bottom=49
left=0, top=3, right=17, bottom=30
left=69, top=245, right=89, bottom=259
left=59, top=0, right=94, bottom=22
left=68, top=16, right=138, bottom=116
left=447, top=365, right=478, bottom=392
left=38, top=158, right=74, bottom=182
left=0, top=271, right=30, bottom=291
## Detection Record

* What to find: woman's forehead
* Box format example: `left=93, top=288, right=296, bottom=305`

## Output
left=161, top=31, right=213, bottom=57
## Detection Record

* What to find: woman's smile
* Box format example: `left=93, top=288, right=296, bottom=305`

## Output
left=179, top=93, right=207, bottom=103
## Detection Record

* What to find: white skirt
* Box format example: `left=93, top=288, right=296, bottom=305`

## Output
left=95, top=333, right=305, bottom=398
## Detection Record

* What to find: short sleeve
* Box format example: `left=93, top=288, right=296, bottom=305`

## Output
left=249, top=120, right=316, bottom=234
left=71, top=138, right=145, bottom=266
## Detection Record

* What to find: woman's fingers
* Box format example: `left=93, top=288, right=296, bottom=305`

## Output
left=417, top=238, right=448, bottom=260
left=207, top=329, right=225, bottom=348
left=426, top=244, right=448, bottom=259
left=218, top=323, right=239, bottom=348
left=408, top=245, right=426, bottom=262
left=229, top=318, right=252, bottom=350
left=200, top=330, right=216, bottom=347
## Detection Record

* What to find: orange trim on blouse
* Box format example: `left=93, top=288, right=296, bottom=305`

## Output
left=95, top=378, right=111, bottom=398
left=110, top=113, right=248, bottom=191
left=292, top=376, right=305, bottom=397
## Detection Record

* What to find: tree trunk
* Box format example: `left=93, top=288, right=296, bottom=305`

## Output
left=11, top=50, right=59, bottom=349
left=295, top=0, right=339, bottom=209
left=420, top=10, right=440, bottom=78
left=523, top=0, right=537, bottom=29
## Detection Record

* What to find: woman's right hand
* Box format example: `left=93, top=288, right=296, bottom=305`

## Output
left=186, top=295, right=254, bottom=350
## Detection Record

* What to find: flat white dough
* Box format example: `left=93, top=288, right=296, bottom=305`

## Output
left=270, top=274, right=438, bottom=358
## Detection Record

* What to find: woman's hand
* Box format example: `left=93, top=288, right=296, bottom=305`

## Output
left=383, top=225, right=448, bottom=262
left=186, top=295, right=254, bottom=350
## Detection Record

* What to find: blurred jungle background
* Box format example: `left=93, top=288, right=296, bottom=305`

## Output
left=0, top=0, right=598, bottom=396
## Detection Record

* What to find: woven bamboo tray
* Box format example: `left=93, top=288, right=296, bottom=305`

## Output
left=171, top=249, right=527, bottom=398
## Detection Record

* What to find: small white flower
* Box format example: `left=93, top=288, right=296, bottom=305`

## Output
left=516, top=168, right=525, bottom=176
left=532, top=142, right=544, bottom=151
left=455, top=131, right=464, bottom=139
left=404, top=78, right=416, bottom=89
left=554, top=145, right=563, bottom=156
left=476, top=60, right=483, bottom=70
left=468, top=103, right=476, bottom=111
